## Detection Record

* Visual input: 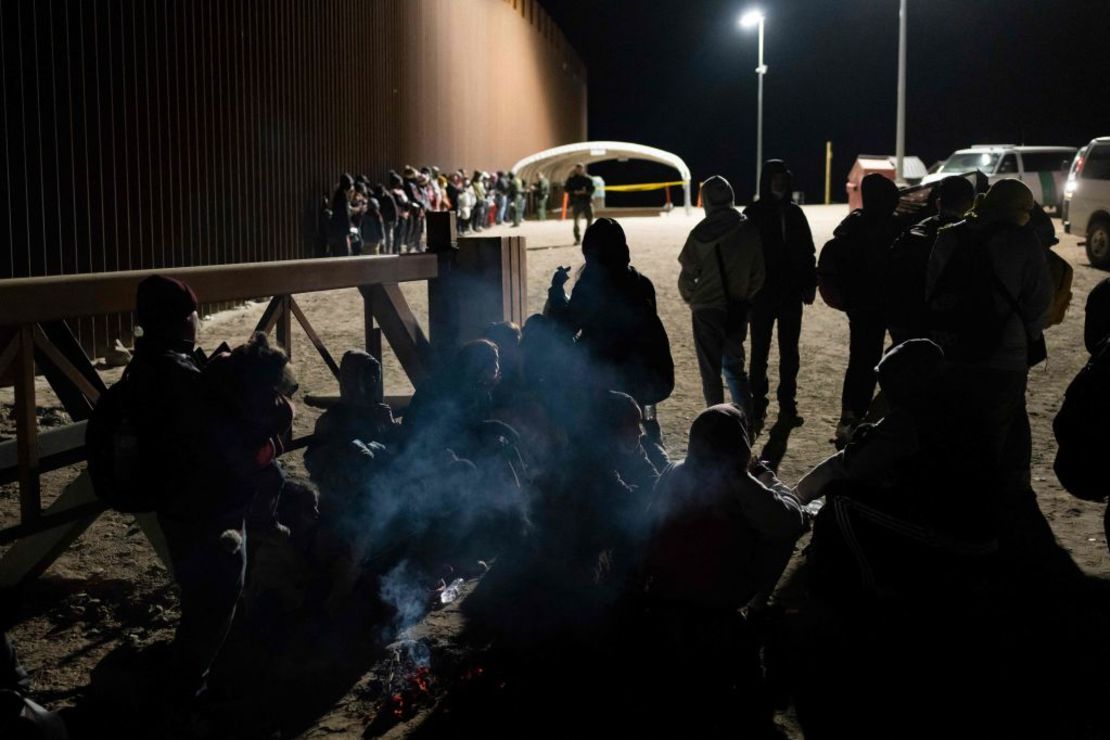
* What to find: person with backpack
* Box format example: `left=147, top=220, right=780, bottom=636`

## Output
left=1053, top=278, right=1110, bottom=546
left=821, top=174, right=903, bottom=447
left=86, top=277, right=237, bottom=706
left=678, top=175, right=765, bottom=415
left=885, top=176, right=975, bottom=345
left=742, top=160, right=815, bottom=434
left=926, top=178, right=1053, bottom=489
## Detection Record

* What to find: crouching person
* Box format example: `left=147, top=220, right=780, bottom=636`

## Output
left=637, top=404, right=806, bottom=736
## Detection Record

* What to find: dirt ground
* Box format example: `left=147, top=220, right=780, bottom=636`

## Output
left=2, top=204, right=1107, bottom=737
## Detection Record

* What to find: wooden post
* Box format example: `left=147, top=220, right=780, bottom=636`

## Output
left=276, top=295, right=293, bottom=360
left=428, top=236, right=527, bottom=356
left=14, top=325, right=40, bottom=523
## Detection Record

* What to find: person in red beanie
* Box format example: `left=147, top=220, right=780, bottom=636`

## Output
left=126, top=275, right=252, bottom=710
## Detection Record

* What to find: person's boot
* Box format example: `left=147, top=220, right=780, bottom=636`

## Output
left=779, top=403, right=804, bottom=428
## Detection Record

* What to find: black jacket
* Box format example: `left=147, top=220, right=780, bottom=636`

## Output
left=564, top=173, right=595, bottom=207
left=742, top=163, right=816, bottom=306
left=831, top=209, right=902, bottom=313
left=885, top=213, right=962, bottom=340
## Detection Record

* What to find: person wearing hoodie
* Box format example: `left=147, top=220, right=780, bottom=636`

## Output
left=678, top=175, right=765, bottom=414
left=885, top=175, right=975, bottom=344
left=546, top=218, right=674, bottom=413
left=926, top=178, right=1053, bottom=489
left=639, top=403, right=806, bottom=736
left=742, top=160, right=816, bottom=434
left=829, top=173, right=903, bottom=446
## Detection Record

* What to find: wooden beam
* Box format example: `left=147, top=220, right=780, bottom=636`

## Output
left=0, top=473, right=103, bottom=587
left=254, top=295, right=285, bottom=335
left=276, top=295, right=293, bottom=361
left=0, top=421, right=87, bottom=486
left=33, top=325, right=102, bottom=404
left=14, top=326, right=40, bottom=523
left=0, top=254, right=438, bottom=326
left=288, top=296, right=340, bottom=380
left=0, top=333, right=19, bottom=379
left=360, top=284, right=432, bottom=388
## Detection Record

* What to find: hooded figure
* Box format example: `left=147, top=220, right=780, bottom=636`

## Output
left=926, top=178, right=1053, bottom=490
left=678, top=176, right=765, bottom=412
left=886, top=175, right=975, bottom=344
left=645, top=404, right=806, bottom=610
left=546, top=218, right=674, bottom=407
left=742, top=160, right=817, bottom=431
left=829, top=173, right=905, bottom=445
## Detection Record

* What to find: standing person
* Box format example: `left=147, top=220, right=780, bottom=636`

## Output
left=494, top=171, right=510, bottom=225
left=117, top=277, right=257, bottom=707
left=564, top=163, right=595, bottom=246
left=470, top=171, right=487, bottom=233
left=533, top=173, right=550, bottom=221
left=926, top=178, right=1053, bottom=490
left=546, top=218, right=675, bottom=434
left=509, top=171, right=525, bottom=227
left=743, top=160, right=816, bottom=434
left=327, top=173, right=355, bottom=257
left=885, top=176, right=975, bottom=344
left=373, top=183, right=398, bottom=255
left=388, top=172, right=410, bottom=254
left=1054, top=279, right=1110, bottom=541
left=825, top=174, right=902, bottom=446
left=678, top=175, right=765, bottom=414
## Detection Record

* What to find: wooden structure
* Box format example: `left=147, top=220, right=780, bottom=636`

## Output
left=0, top=224, right=524, bottom=589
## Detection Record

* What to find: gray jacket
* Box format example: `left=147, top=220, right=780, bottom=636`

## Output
left=926, top=222, right=1053, bottom=373
left=678, top=206, right=765, bottom=310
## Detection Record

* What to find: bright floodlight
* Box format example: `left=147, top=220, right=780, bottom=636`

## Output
left=739, top=9, right=764, bottom=29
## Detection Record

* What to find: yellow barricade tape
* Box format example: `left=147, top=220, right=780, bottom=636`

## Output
left=601, top=181, right=686, bottom=193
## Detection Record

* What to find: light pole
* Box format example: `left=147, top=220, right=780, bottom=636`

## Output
left=740, top=10, right=766, bottom=197
left=895, top=0, right=907, bottom=181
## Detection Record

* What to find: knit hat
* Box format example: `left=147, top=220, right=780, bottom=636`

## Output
left=861, top=173, right=900, bottom=216
left=135, top=275, right=198, bottom=338
left=701, top=175, right=736, bottom=212
left=969, top=178, right=1035, bottom=227
left=875, top=339, right=945, bottom=410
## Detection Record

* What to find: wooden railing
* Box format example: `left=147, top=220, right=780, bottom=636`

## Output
left=0, top=214, right=525, bottom=588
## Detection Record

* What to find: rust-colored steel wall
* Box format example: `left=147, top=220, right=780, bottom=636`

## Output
left=0, top=0, right=586, bottom=359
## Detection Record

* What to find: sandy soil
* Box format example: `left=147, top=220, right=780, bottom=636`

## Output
left=2, top=205, right=1107, bottom=736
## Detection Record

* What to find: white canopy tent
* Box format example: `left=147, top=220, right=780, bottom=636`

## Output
left=510, top=141, right=693, bottom=215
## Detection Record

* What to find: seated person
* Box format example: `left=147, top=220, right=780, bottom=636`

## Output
left=644, top=403, right=807, bottom=613
left=794, top=339, right=946, bottom=505
left=636, top=404, right=806, bottom=737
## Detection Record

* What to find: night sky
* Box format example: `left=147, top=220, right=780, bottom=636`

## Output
left=541, top=0, right=1110, bottom=204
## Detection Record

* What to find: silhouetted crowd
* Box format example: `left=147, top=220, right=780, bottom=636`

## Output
left=5, top=165, right=1110, bottom=739
left=320, top=167, right=542, bottom=257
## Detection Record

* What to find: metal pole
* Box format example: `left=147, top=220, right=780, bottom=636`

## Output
left=895, top=0, right=907, bottom=181
left=825, top=140, right=833, bottom=205
left=755, top=18, right=765, bottom=197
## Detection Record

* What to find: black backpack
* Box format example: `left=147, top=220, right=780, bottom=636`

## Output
left=926, top=223, right=1014, bottom=363
left=85, top=368, right=161, bottom=513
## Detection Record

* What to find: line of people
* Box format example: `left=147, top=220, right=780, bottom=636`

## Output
left=321, top=168, right=550, bottom=258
